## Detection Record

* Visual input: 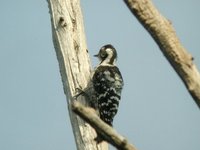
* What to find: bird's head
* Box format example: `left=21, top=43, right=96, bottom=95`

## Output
left=94, top=44, right=117, bottom=65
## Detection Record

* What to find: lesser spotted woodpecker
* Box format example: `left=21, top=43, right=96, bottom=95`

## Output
left=92, top=44, right=123, bottom=128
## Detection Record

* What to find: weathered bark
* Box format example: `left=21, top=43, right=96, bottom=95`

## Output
left=72, top=101, right=137, bottom=150
left=47, top=0, right=108, bottom=149
left=124, top=0, right=200, bottom=108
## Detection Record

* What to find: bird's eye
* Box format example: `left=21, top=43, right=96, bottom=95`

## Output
left=100, top=51, right=107, bottom=58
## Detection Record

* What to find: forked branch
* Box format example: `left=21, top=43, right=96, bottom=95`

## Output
left=72, top=101, right=137, bottom=150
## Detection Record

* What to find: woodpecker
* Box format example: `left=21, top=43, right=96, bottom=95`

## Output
left=92, top=44, right=123, bottom=141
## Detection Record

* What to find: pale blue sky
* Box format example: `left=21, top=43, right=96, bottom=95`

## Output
left=0, top=1, right=200, bottom=150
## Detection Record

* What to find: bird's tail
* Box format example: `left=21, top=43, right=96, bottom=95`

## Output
left=94, top=122, right=113, bottom=144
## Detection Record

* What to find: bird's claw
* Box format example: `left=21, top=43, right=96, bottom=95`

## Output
left=72, top=88, right=87, bottom=100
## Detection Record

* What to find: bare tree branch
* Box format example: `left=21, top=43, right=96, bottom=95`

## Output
left=47, top=0, right=108, bottom=149
left=124, top=0, right=200, bottom=108
left=72, top=101, right=138, bottom=150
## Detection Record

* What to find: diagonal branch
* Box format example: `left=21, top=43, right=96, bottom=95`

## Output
left=124, top=0, right=200, bottom=108
left=72, top=101, right=138, bottom=150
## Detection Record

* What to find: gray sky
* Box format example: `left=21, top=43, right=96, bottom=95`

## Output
left=0, top=0, right=200, bottom=150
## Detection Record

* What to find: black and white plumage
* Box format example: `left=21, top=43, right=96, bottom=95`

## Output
left=92, top=44, right=123, bottom=127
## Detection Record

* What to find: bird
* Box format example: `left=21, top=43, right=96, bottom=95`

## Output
left=92, top=44, right=123, bottom=142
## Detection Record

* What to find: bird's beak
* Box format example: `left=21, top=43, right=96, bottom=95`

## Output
left=94, top=54, right=98, bottom=57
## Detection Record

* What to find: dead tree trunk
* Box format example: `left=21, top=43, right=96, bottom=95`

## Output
left=47, top=0, right=108, bottom=149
